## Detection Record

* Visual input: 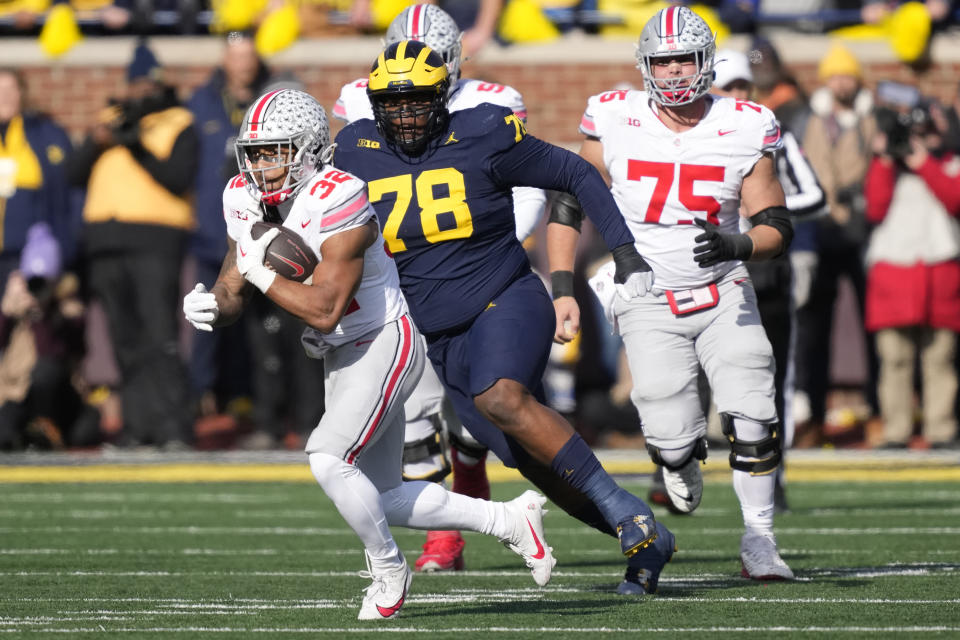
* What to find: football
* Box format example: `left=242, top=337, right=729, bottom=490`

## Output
left=250, top=222, right=318, bottom=284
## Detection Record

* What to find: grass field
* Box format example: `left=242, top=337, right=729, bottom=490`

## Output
left=2, top=459, right=960, bottom=638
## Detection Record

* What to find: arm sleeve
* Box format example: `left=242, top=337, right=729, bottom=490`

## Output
left=864, top=156, right=897, bottom=224
left=778, top=131, right=827, bottom=220
left=511, top=186, right=546, bottom=241
left=127, top=125, right=199, bottom=196
left=490, top=135, right=634, bottom=250
left=916, top=155, right=960, bottom=216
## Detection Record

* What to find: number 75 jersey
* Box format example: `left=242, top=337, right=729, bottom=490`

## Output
left=580, top=89, right=782, bottom=290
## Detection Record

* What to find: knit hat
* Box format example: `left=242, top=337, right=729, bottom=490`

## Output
left=20, top=223, right=62, bottom=281
left=818, top=44, right=862, bottom=80
left=127, top=42, right=161, bottom=82
left=713, top=49, right=753, bottom=89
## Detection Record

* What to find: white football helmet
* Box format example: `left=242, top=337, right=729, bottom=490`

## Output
left=636, top=6, right=716, bottom=106
left=385, top=4, right=463, bottom=84
left=235, top=89, right=333, bottom=206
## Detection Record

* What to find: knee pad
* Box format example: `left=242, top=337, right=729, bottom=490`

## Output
left=448, top=429, right=489, bottom=460
left=402, top=415, right=451, bottom=483
left=720, top=413, right=782, bottom=476
left=645, top=437, right=708, bottom=471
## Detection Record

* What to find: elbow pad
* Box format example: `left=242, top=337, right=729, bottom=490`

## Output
left=750, top=206, right=794, bottom=255
left=548, top=192, right=585, bottom=232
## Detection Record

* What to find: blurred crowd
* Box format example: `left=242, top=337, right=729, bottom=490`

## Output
left=0, top=24, right=958, bottom=453
left=2, top=0, right=959, bottom=54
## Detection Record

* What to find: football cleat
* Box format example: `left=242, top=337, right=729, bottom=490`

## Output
left=617, top=512, right=658, bottom=557
left=661, top=457, right=703, bottom=514
left=357, top=551, right=413, bottom=620
left=414, top=530, right=465, bottom=572
left=617, top=521, right=677, bottom=595
left=740, top=531, right=794, bottom=581
left=648, top=466, right=674, bottom=510
left=500, top=490, right=555, bottom=586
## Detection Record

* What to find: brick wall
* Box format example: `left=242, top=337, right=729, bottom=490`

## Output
left=16, top=35, right=960, bottom=147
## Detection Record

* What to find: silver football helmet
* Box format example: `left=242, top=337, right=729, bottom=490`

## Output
left=635, top=6, right=716, bottom=106
left=235, top=89, right=333, bottom=206
left=385, top=4, right=463, bottom=84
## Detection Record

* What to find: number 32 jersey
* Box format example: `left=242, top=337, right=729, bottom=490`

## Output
left=221, top=168, right=407, bottom=352
left=580, top=90, right=782, bottom=290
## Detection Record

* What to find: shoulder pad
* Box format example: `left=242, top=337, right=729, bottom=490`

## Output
left=222, top=174, right=261, bottom=241
left=725, top=98, right=782, bottom=153
left=298, top=169, right=372, bottom=234
left=455, top=79, right=527, bottom=119
left=332, top=77, right=372, bottom=123
left=581, top=89, right=632, bottom=137
left=450, top=103, right=527, bottom=151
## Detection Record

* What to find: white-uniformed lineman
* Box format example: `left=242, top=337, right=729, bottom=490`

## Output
left=548, top=6, right=795, bottom=581
left=182, top=88, right=555, bottom=620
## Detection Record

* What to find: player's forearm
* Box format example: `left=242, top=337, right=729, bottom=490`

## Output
left=746, top=225, right=786, bottom=261
left=265, top=276, right=354, bottom=334
left=546, top=222, right=579, bottom=274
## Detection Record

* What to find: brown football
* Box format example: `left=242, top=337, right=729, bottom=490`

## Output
left=250, top=222, right=318, bottom=283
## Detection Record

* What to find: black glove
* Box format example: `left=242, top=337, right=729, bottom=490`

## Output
left=692, top=218, right=753, bottom=268
left=611, top=243, right=654, bottom=298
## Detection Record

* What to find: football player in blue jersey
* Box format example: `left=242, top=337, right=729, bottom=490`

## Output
left=333, top=40, right=676, bottom=595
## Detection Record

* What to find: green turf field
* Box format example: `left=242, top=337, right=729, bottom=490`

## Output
left=2, top=476, right=959, bottom=638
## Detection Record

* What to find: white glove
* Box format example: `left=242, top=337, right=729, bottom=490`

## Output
left=183, top=283, right=218, bottom=332
left=236, top=226, right=280, bottom=293
left=615, top=270, right=654, bottom=301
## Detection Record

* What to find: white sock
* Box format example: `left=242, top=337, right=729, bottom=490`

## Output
left=380, top=480, right=513, bottom=540
left=308, top=452, right=402, bottom=570
left=729, top=418, right=776, bottom=536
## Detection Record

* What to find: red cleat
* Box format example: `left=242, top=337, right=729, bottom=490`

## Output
left=414, top=530, right=466, bottom=572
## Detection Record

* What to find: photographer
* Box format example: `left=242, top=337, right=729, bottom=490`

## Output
left=864, top=90, right=960, bottom=450
left=0, top=223, right=97, bottom=451
left=67, top=41, right=197, bottom=450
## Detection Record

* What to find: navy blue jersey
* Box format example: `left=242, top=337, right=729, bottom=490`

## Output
left=334, top=103, right=633, bottom=334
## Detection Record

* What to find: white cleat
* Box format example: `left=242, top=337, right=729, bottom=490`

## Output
left=662, top=457, right=703, bottom=514
left=357, top=551, right=413, bottom=620
left=500, top=490, right=556, bottom=586
left=740, top=531, right=794, bottom=580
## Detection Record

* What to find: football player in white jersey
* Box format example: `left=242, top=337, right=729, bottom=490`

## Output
left=333, top=3, right=547, bottom=574
left=547, top=6, right=795, bottom=582
left=181, top=89, right=555, bottom=620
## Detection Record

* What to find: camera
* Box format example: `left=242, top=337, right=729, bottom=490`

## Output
left=873, top=81, right=932, bottom=160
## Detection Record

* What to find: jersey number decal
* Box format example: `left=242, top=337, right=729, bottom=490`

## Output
left=477, top=83, right=505, bottom=93
left=626, top=161, right=723, bottom=224
left=504, top=114, right=526, bottom=142
left=310, top=169, right=353, bottom=200
left=366, top=168, right=474, bottom=253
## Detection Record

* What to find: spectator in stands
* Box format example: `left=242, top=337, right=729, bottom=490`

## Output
left=185, top=30, right=272, bottom=425
left=863, top=94, right=960, bottom=450
left=797, top=43, right=878, bottom=445
left=67, top=41, right=196, bottom=449
left=0, top=223, right=98, bottom=451
left=749, top=37, right=812, bottom=140
left=0, top=67, right=75, bottom=298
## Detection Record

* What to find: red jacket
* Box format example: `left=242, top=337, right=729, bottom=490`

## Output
left=863, top=154, right=960, bottom=332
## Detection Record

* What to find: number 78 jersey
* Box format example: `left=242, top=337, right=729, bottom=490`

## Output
left=581, top=90, right=782, bottom=290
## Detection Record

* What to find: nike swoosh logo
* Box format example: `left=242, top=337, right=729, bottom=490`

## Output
left=376, top=592, right=406, bottom=618
left=718, top=129, right=736, bottom=136
left=678, top=492, right=693, bottom=502
left=301, top=219, right=311, bottom=229
left=525, top=516, right=546, bottom=560
left=355, top=339, right=374, bottom=347
left=734, top=278, right=748, bottom=285
left=274, top=254, right=305, bottom=278
left=238, top=245, right=247, bottom=257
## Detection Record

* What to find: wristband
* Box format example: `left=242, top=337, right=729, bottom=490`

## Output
left=550, top=270, right=575, bottom=299
left=246, top=265, right=277, bottom=294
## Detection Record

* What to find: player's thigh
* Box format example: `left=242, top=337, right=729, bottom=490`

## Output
left=466, top=272, right=555, bottom=395
left=698, top=271, right=777, bottom=423
left=305, top=315, right=424, bottom=463
left=425, top=336, right=526, bottom=468
left=616, top=293, right=704, bottom=446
